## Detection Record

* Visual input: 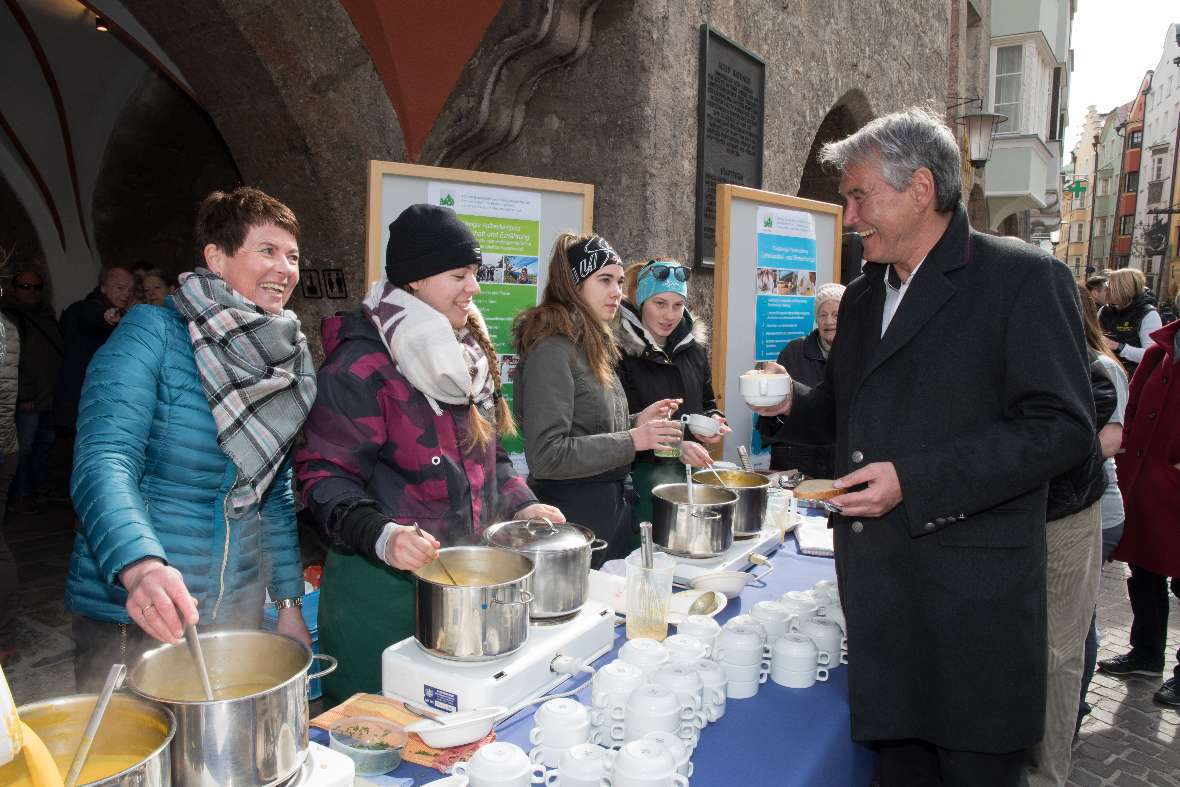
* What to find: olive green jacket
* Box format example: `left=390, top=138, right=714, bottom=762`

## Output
left=513, top=335, right=635, bottom=481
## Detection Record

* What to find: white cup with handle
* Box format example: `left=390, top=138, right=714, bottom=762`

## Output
left=676, top=614, right=721, bottom=657
left=739, top=370, right=792, bottom=408
left=619, top=638, right=670, bottom=680
left=726, top=677, right=761, bottom=700
left=603, top=738, right=689, bottom=787
left=692, top=657, right=727, bottom=722
left=662, top=634, right=708, bottom=665
left=751, top=600, right=793, bottom=640
left=642, top=730, right=694, bottom=778
left=622, top=685, right=698, bottom=744
left=652, top=664, right=707, bottom=731
left=715, top=623, right=768, bottom=666
left=453, top=741, right=546, bottom=787
left=771, top=664, right=830, bottom=689
left=798, top=616, right=847, bottom=667
left=543, top=742, right=610, bottom=787
left=771, top=632, right=831, bottom=674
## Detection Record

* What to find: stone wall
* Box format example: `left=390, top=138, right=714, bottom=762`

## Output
left=479, top=0, right=956, bottom=324
left=124, top=0, right=406, bottom=359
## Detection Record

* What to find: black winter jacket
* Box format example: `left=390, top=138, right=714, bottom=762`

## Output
left=1046, top=350, right=1115, bottom=521
left=614, top=303, right=720, bottom=463
left=759, top=329, right=834, bottom=477
left=1099, top=292, right=1157, bottom=376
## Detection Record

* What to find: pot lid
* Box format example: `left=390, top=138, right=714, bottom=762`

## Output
left=485, top=518, right=594, bottom=551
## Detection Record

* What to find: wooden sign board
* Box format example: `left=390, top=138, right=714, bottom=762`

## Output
left=712, top=184, right=843, bottom=468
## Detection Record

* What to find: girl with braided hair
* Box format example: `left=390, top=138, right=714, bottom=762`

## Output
left=295, top=204, right=561, bottom=703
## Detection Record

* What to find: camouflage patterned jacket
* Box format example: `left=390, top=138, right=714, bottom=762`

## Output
left=294, top=310, right=535, bottom=558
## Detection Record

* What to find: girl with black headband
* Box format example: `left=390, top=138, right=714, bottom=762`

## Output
left=512, top=233, right=682, bottom=565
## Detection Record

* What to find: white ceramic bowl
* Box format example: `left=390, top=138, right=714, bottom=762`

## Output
left=690, top=570, right=755, bottom=598
left=404, top=706, right=506, bottom=748
left=741, top=392, right=788, bottom=408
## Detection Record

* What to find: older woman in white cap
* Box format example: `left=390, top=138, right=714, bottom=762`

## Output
left=758, top=282, right=845, bottom=477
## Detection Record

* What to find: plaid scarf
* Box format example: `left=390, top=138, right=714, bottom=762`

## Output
left=172, top=269, right=317, bottom=514
left=363, top=280, right=494, bottom=416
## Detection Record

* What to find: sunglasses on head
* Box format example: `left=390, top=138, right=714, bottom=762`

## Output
left=15, top=283, right=43, bottom=291
left=640, top=261, right=689, bottom=283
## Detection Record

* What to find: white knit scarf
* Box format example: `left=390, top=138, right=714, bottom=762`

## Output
left=363, top=280, right=493, bottom=415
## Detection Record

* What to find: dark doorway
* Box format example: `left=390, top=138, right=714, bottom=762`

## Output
left=798, top=90, right=874, bottom=204
left=92, top=70, right=240, bottom=280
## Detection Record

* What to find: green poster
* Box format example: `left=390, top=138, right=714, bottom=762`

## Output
left=429, top=182, right=545, bottom=458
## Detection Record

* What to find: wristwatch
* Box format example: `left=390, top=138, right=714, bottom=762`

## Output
left=273, top=597, right=303, bottom=610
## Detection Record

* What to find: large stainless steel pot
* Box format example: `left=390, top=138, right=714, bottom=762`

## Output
left=413, top=546, right=535, bottom=661
left=127, top=630, right=337, bottom=787
left=651, top=483, right=739, bottom=558
left=692, top=469, right=770, bottom=537
left=0, top=694, right=173, bottom=786
left=484, top=518, right=606, bottom=619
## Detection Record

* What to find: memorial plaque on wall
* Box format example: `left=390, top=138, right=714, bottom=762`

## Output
left=696, top=25, right=765, bottom=266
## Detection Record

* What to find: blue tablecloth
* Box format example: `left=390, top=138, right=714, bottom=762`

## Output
left=312, top=539, right=877, bottom=786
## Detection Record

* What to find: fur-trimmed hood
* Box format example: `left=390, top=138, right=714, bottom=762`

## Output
left=615, top=301, right=708, bottom=360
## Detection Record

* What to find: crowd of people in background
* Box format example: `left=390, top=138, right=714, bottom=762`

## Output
left=0, top=107, right=1178, bottom=787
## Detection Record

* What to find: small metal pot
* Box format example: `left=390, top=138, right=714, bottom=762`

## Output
left=2, top=694, right=173, bottom=786
left=692, top=469, right=770, bottom=537
left=484, top=518, right=606, bottom=619
left=651, top=483, right=739, bottom=558
left=413, top=546, right=535, bottom=661
left=127, top=629, right=337, bottom=787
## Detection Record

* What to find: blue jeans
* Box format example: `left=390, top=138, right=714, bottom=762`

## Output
left=1078, top=522, right=1124, bottom=726
left=11, top=410, right=55, bottom=498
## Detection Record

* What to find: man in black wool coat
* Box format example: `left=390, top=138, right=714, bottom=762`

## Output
left=754, top=107, right=1094, bottom=786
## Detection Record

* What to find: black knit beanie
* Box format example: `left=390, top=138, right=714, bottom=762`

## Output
left=385, top=204, right=482, bottom=285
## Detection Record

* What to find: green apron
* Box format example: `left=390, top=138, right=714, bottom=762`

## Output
left=319, top=547, right=414, bottom=706
left=630, top=459, right=687, bottom=546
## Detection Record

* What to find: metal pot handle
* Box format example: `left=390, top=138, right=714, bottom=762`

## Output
left=525, top=516, right=558, bottom=534
left=492, top=588, right=535, bottom=606
left=307, top=653, right=339, bottom=681
left=749, top=553, right=776, bottom=583
left=589, top=538, right=609, bottom=552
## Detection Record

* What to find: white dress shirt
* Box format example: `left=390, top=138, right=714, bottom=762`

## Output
left=881, top=259, right=925, bottom=336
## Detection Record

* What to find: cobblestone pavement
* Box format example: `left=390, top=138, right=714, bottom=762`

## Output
left=1069, top=562, right=1180, bottom=787
left=3, top=497, right=1177, bottom=784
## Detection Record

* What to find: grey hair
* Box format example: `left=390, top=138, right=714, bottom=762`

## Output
left=818, top=106, right=962, bottom=213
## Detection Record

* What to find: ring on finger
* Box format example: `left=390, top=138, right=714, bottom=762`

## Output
left=142, top=603, right=156, bottom=616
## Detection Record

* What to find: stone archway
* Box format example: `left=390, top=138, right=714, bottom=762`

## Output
left=797, top=89, right=875, bottom=204
left=92, top=70, right=240, bottom=279
left=120, top=0, right=407, bottom=348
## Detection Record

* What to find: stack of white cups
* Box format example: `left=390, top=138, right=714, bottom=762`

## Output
left=652, top=664, right=708, bottom=748
left=675, top=615, right=721, bottom=658
left=714, top=623, right=770, bottom=699
left=770, top=632, right=831, bottom=688
left=529, top=698, right=593, bottom=769
left=588, top=660, right=645, bottom=748
left=622, top=685, right=700, bottom=747
left=691, top=657, right=727, bottom=722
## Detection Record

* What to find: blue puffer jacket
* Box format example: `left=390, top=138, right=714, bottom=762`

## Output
left=65, top=301, right=304, bottom=625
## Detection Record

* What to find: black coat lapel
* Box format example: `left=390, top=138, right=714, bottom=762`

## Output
left=858, top=208, right=971, bottom=384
